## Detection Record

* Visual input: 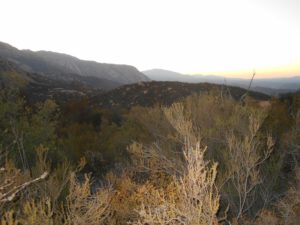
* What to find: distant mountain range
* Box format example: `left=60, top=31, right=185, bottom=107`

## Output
left=1, top=41, right=299, bottom=98
left=0, top=58, right=269, bottom=107
left=143, top=69, right=300, bottom=95
left=0, top=41, right=149, bottom=90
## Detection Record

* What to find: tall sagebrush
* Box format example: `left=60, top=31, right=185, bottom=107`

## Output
left=132, top=102, right=220, bottom=225
left=63, top=173, right=113, bottom=225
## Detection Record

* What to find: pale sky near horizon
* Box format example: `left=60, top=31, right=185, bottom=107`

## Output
left=1, top=0, right=300, bottom=78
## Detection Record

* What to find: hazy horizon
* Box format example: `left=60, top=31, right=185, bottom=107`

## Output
left=1, top=0, right=300, bottom=79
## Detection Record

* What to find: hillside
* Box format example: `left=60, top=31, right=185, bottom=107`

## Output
left=0, top=58, right=107, bottom=103
left=0, top=41, right=149, bottom=88
left=1, top=59, right=269, bottom=108
left=2, top=76, right=299, bottom=225
left=92, top=81, right=270, bottom=109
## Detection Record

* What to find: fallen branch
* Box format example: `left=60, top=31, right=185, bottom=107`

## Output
left=0, top=171, right=48, bottom=203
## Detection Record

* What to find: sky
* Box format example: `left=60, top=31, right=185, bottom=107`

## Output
left=1, top=0, right=300, bottom=78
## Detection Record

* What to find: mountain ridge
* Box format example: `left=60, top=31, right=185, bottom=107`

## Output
left=0, top=58, right=110, bottom=103
left=0, top=41, right=149, bottom=87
